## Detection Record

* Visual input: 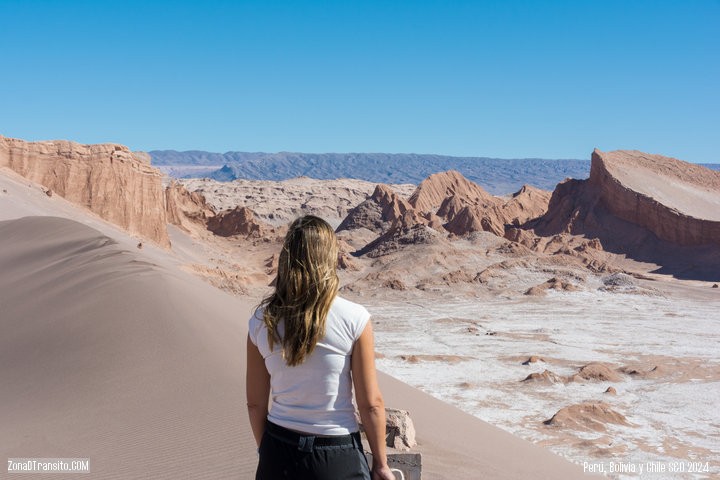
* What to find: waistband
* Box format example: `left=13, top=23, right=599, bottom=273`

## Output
left=264, top=421, right=362, bottom=453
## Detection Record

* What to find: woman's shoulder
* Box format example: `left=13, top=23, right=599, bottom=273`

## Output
left=247, top=307, right=267, bottom=346
left=331, top=296, right=371, bottom=340
left=332, top=296, right=369, bottom=316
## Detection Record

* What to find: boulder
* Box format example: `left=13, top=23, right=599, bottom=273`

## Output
left=384, top=408, right=417, bottom=451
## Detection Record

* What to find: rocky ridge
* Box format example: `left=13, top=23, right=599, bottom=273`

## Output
left=589, top=149, right=720, bottom=245
left=0, top=134, right=170, bottom=248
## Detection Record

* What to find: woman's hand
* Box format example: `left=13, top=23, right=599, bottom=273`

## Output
left=372, top=464, right=397, bottom=480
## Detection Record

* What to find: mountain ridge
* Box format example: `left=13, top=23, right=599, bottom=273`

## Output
left=149, top=150, right=720, bottom=195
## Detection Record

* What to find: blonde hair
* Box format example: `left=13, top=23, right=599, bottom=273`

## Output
left=260, top=215, right=339, bottom=366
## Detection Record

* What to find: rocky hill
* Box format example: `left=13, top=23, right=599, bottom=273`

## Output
left=589, top=149, right=720, bottom=245
left=515, top=149, right=720, bottom=280
left=173, top=177, right=415, bottom=227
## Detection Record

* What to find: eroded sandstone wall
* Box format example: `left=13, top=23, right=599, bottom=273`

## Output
left=589, top=149, right=720, bottom=246
left=0, top=134, right=170, bottom=248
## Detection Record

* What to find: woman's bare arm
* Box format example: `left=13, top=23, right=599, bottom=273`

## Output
left=246, top=334, right=270, bottom=447
left=352, top=319, right=394, bottom=479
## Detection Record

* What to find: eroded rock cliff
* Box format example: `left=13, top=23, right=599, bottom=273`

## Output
left=165, top=180, right=216, bottom=237
left=0, top=134, right=170, bottom=247
left=589, top=149, right=720, bottom=246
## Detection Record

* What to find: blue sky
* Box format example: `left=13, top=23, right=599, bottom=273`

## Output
left=1, top=0, right=718, bottom=162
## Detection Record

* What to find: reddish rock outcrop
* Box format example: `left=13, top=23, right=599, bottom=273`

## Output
left=500, top=185, right=552, bottom=226
left=544, top=401, right=630, bottom=431
left=0, top=134, right=170, bottom=247
left=206, top=206, right=267, bottom=237
left=421, top=211, right=445, bottom=230
left=524, top=277, right=577, bottom=296
left=412, top=174, right=550, bottom=238
left=444, top=205, right=505, bottom=237
left=516, top=149, right=720, bottom=280
left=337, top=239, right=362, bottom=271
left=358, top=210, right=448, bottom=258
left=165, top=180, right=216, bottom=236
left=337, top=184, right=412, bottom=233
left=522, top=369, right=566, bottom=384
left=409, top=171, right=500, bottom=213
left=590, top=149, right=720, bottom=246
left=570, top=362, right=622, bottom=382
left=522, top=355, right=545, bottom=365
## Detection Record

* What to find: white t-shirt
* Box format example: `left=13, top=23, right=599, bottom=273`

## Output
left=248, top=295, right=371, bottom=435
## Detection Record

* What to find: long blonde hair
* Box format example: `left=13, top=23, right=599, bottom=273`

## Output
left=260, top=215, right=339, bottom=366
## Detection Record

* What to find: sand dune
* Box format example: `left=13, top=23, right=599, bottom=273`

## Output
left=0, top=216, right=255, bottom=479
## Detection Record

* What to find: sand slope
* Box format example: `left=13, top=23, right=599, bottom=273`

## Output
left=0, top=216, right=255, bottom=479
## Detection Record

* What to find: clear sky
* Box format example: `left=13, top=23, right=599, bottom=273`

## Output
left=1, top=0, right=718, bottom=162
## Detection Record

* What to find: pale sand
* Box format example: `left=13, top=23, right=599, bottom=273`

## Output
left=0, top=171, right=591, bottom=478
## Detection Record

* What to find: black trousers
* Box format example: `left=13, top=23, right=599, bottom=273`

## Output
left=256, top=421, right=371, bottom=480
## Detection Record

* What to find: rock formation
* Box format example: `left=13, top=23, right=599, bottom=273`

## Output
left=522, top=369, right=565, bottom=384
left=206, top=206, right=267, bottom=238
left=165, top=180, right=216, bottom=236
left=407, top=172, right=551, bottom=238
left=570, top=362, right=622, bottom=383
left=337, top=239, right=362, bottom=271
left=409, top=170, right=500, bottom=214
left=524, top=277, right=577, bottom=296
left=336, top=184, right=412, bottom=233
left=544, top=401, right=630, bottom=431
left=589, top=149, right=720, bottom=246
left=357, top=210, right=448, bottom=257
left=444, top=205, right=505, bottom=237
left=530, top=149, right=720, bottom=247
left=175, top=177, right=415, bottom=226
left=510, top=149, right=720, bottom=280
left=0, top=134, right=170, bottom=247
left=131, top=151, right=152, bottom=165
left=500, top=185, right=552, bottom=226
left=178, top=263, right=250, bottom=296
left=522, top=356, right=545, bottom=365
left=384, top=408, right=417, bottom=451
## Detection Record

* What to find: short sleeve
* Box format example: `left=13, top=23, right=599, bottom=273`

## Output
left=248, top=309, right=263, bottom=346
left=352, top=305, right=371, bottom=341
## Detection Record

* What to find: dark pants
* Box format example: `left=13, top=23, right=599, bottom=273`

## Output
left=256, top=421, right=371, bottom=480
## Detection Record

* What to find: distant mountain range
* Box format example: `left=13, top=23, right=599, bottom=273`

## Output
left=149, top=150, right=720, bottom=195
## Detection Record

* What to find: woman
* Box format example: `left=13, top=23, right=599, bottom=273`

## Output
left=246, top=215, right=396, bottom=480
